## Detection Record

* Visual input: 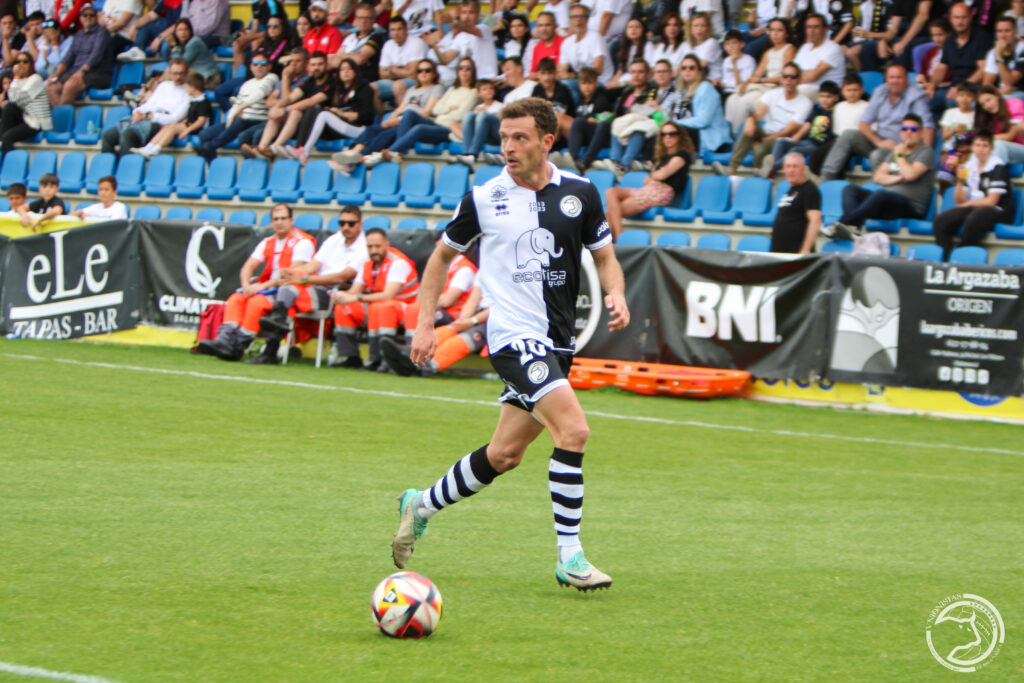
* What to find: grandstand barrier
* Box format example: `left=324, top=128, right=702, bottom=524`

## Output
left=1, top=220, right=1022, bottom=404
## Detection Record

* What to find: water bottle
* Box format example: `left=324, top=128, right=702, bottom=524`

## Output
left=327, top=343, right=338, bottom=366
left=86, top=120, right=96, bottom=135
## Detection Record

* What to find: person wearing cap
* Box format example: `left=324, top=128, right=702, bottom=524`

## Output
left=31, top=19, right=70, bottom=79
left=303, top=1, right=342, bottom=59
left=56, top=0, right=93, bottom=31
left=46, top=4, right=114, bottom=106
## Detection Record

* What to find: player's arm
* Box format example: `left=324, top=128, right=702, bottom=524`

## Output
left=591, top=244, right=629, bottom=331
left=410, top=241, right=459, bottom=363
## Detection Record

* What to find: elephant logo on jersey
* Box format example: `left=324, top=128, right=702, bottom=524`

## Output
left=515, top=228, right=564, bottom=269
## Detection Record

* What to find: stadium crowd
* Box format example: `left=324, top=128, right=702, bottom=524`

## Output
left=2, top=0, right=1024, bottom=265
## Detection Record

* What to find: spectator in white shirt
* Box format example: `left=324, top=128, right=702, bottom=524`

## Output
left=70, top=176, right=129, bottom=221
left=397, top=0, right=443, bottom=36
left=686, top=12, right=723, bottom=84
left=377, top=15, right=428, bottom=106
left=557, top=3, right=613, bottom=84
left=793, top=13, right=846, bottom=101
left=587, top=0, right=631, bottom=41
left=422, top=0, right=498, bottom=79
left=100, top=57, right=189, bottom=156
left=720, top=30, right=757, bottom=96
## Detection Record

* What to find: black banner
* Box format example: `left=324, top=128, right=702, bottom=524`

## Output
left=828, top=257, right=1024, bottom=395
left=581, top=247, right=833, bottom=381
left=0, top=221, right=139, bottom=339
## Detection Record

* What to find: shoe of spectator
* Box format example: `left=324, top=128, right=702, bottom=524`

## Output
left=455, top=154, right=476, bottom=170
left=333, top=150, right=363, bottom=165
left=381, top=150, right=402, bottom=165
left=363, top=152, right=384, bottom=167
left=554, top=151, right=578, bottom=171
left=270, top=144, right=287, bottom=158
left=480, top=152, right=504, bottom=166
left=831, top=222, right=858, bottom=241
left=245, top=339, right=280, bottom=365
left=130, top=145, right=155, bottom=158
left=448, top=132, right=463, bottom=143
left=256, top=146, right=275, bottom=161
left=282, top=145, right=299, bottom=160
left=591, top=158, right=616, bottom=173
left=117, top=46, right=147, bottom=62
left=294, top=146, right=309, bottom=165
left=362, top=360, right=382, bottom=372
left=329, top=355, right=364, bottom=368
left=629, top=159, right=651, bottom=172
left=758, top=154, right=774, bottom=179
left=328, top=161, right=353, bottom=175
left=241, top=143, right=257, bottom=159
left=122, top=91, right=141, bottom=107
left=381, top=338, right=421, bottom=377
left=711, top=161, right=731, bottom=176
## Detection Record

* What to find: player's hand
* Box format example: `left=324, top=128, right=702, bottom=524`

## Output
left=605, top=292, right=629, bottom=331
left=409, top=325, right=437, bottom=365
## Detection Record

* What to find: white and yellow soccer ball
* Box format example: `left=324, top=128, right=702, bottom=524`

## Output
left=371, top=571, right=443, bottom=638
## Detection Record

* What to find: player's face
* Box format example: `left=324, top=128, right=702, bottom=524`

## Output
left=270, top=209, right=293, bottom=237
left=339, top=213, right=361, bottom=240
left=366, top=233, right=389, bottom=263
left=500, top=116, right=553, bottom=180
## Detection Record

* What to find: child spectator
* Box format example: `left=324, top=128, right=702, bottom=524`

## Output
left=23, top=173, right=66, bottom=231
left=5, top=182, right=28, bottom=216
left=763, top=80, right=840, bottom=178
left=450, top=78, right=501, bottom=144
left=720, top=30, right=757, bottom=99
left=832, top=74, right=868, bottom=137
left=937, top=82, right=978, bottom=190
left=131, top=72, right=211, bottom=158
left=565, top=66, right=613, bottom=172
left=70, top=176, right=128, bottom=220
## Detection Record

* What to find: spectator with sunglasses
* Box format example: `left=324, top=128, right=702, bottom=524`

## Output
left=31, top=19, right=70, bottom=78
left=197, top=50, right=279, bottom=159
left=1, top=50, right=52, bottom=155
left=46, top=4, right=113, bottom=106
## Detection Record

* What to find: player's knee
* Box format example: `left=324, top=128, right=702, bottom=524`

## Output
left=554, top=422, right=589, bottom=451
left=487, top=443, right=526, bottom=472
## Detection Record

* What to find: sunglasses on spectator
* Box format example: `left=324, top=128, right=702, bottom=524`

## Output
left=661, top=130, right=680, bottom=136
left=681, top=65, right=698, bottom=70
left=15, top=58, right=31, bottom=64
left=339, top=220, right=359, bottom=226
left=418, top=67, right=434, bottom=72
left=458, top=65, right=473, bottom=71
left=570, top=14, right=587, bottom=18
left=252, top=60, right=268, bottom=65
left=81, top=11, right=96, bottom=16
left=901, top=125, right=920, bottom=131
left=782, top=73, right=799, bottom=79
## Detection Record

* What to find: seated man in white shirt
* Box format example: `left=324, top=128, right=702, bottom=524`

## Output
left=557, top=3, right=613, bottom=85
left=69, top=175, right=129, bottom=220
left=983, top=16, right=1024, bottom=96
left=793, top=13, right=846, bottom=102
left=422, top=0, right=498, bottom=79
left=100, top=58, right=189, bottom=156
left=377, top=15, right=428, bottom=106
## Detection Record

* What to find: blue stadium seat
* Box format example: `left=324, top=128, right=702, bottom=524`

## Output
left=743, top=180, right=789, bottom=227
left=259, top=212, right=272, bottom=226
left=821, top=239, right=854, bottom=253
left=396, top=217, right=428, bottom=230
left=57, top=152, right=87, bottom=193
left=206, top=157, right=238, bottom=199
left=236, top=158, right=270, bottom=201
left=72, top=105, right=103, bottom=144
left=472, top=165, right=503, bottom=187
left=327, top=216, right=340, bottom=232
left=434, top=219, right=450, bottom=232
left=818, top=180, right=850, bottom=224
left=664, top=175, right=731, bottom=222
left=143, top=155, right=176, bottom=197
left=146, top=61, right=168, bottom=78
left=618, top=229, right=651, bottom=245
left=949, top=245, right=988, bottom=264
left=334, top=164, right=368, bottom=203
left=26, top=151, right=57, bottom=191
left=175, top=156, right=207, bottom=198
left=735, top=234, right=771, bottom=252
left=166, top=206, right=193, bottom=220
left=994, top=248, right=1024, bottom=265
left=228, top=209, right=257, bottom=225
left=102, top=105, right=132, bottom=133
left=703, top=177, right=771, bottom=224
left=134, top=205, right=162, bottom=220
left=300, top=160, right=334, bottom=203
left=437, top=164, right=470, bottom=209
left=0, top=197, right=8, bottom=211
left=585, top=168, right=616, bottom=209
left=0, top=149, right=28, bottom=189
left=696, top=233, right=731, bottom=250
left=908, top=187, right=956, bottom=235
left=85, top=153, right=116, bottom=193
left=400, top=162, right=437, bottom=208
left=87, top=63, right=118, bottom=100
left=656, top=231, right=691, bottom=247
left=618, top=172, right=658, bottom=220
left=367, top=162, right=402, bottom=206
left=115, top=61, right=145, bottom=91
left=858, top=70, right=884, bottom=94
left=364, top=215, right=391, bottom=230
left=294, top=213, right=324, bottom=231
left=906, top=243, right=944, bottom=261
left=413, top=141, right=447, bottom=155
left=266, top=159, right=301, bottom=202
left=45, top=105, right=75, bottom=143
left=196, top=208, right=224, bottom=222
left=993, top=188, right=1024, bottom=239
left=115, top=154, right=146, bottom=196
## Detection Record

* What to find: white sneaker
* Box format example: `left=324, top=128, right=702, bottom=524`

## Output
left=480, top=152, right=504, bottom=166
left=592, top=158, right=617, bottom=173
left=363, top=151, right=384, bottom=167
left=711, top=161, right=732, bottom=176
left=333, top=150, right=363, bottom=165
left=455, top=154, right=476, bottom=170
left=117, top=46, right=147, bottom=62
left=758, top=154, right=774, bottom=179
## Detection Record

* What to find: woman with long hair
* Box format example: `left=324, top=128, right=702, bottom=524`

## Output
left=501, top=14, right=532, bottom=60
left=286, top=57, right=375, bottom=164
left=604, top=121, right=695, bottom=238
left=608, top=18, right=655, bottom=88
left=976, top=85, right=1024, bottom=164
left=1, top=51, right=52, bottom=154
left=932, top=131, right=1015, bottom=259
left=31, top=19, right=70, bottom=79
left=684, top=12, right=722, bottom=84
left=154, top=18, right=220, bottom=87
left=650, top=13, right=688, bottom=72
left=671, top=53, right=732, bottom=155
left=725, top=17, right=795, bottom=135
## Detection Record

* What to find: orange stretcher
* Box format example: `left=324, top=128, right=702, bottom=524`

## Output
left=569, top=358, right=751, bottom=399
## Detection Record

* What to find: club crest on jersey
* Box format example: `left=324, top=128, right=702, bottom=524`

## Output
left=527, top=360, right=550, bottom=384
left=560, top=195, right=582, bottom=218
left=490, top=185, right=508, bottom=201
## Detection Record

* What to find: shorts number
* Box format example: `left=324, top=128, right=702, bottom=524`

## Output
left=511, top=339, right=547, bottom=365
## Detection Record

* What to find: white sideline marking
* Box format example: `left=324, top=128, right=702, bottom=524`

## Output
left=0, top=661, right=119, bottom=683
left=4, top=352, right=1023, bottom=458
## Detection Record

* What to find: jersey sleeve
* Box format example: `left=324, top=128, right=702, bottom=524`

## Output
left=443, top=191, right=482, bottom=252
left=582, top=182, right=613, bottom=250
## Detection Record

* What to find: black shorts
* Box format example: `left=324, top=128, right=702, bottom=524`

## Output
left=489, top=339, right=573, bottom=412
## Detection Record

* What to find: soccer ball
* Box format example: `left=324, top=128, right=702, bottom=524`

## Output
left=371, top=571, right=443, bottom=638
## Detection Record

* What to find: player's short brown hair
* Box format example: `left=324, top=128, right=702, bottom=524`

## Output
left=499, top=97, right=557, bottom=138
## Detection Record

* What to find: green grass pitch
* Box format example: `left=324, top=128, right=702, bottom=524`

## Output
left=1, top=339, right=1022, bottom=682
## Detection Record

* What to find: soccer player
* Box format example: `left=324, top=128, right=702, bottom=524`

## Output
left=391, top=97, right=629, bottom=591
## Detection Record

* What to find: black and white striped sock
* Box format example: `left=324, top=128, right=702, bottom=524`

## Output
left=420, top=444, right=499, bottom=519
left=549, top=448, right=584, bottom=561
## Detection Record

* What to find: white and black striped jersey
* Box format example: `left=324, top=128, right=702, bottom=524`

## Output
left=443, top=163, right=612, bottom=354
